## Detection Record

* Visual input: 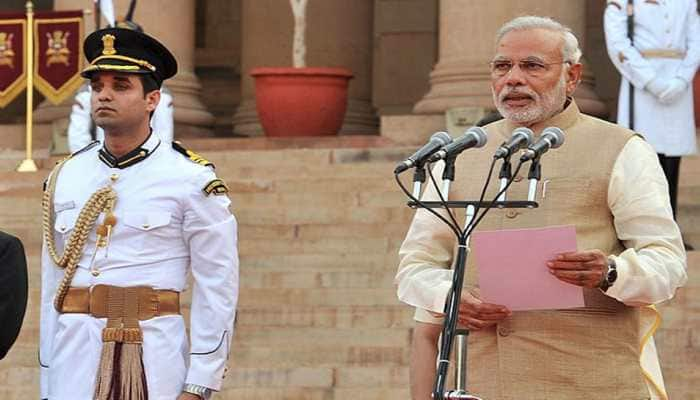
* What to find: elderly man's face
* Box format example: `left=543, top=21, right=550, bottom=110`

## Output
left=490, top=28, right=581, bottom=126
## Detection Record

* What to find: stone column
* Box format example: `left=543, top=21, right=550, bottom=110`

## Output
left=42, top=0, right=214, bottom=138
left=126, top=0, right=214, bottom=136
left=233, top=0, right=378, bottom=136
left=413, top=0, right=607, bottom=119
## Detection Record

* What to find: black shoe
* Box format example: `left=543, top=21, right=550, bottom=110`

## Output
left=684, top=242, right=695, bottom=251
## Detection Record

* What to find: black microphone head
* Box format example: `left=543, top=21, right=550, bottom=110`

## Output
left=542, top=127, right=565, bottom=148
left=465, top=126, right=488, bottom=148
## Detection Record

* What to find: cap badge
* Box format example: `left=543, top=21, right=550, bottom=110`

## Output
left=101, top=34, right=117, bottom=56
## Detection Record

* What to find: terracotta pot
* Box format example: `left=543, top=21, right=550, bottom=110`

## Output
left=251, top=67, right=353, bottom=137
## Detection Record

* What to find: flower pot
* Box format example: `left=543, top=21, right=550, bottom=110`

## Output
left=251, top=67, right=353, bottom=137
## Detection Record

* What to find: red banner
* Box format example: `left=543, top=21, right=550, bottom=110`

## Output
left=34, top=11, right=83, bottom=105
left=0, top=14, right=26, bottom=108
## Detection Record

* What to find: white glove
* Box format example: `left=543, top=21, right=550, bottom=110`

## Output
left=658, top=77, right=688, bottom=104
left=645, top=77, right=669, bottom=99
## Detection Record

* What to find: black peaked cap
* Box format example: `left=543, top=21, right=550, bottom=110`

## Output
left=81, top=27, right=177, bottom=86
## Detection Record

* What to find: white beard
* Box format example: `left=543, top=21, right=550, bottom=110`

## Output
left=493, top=73, right=568, bottom=125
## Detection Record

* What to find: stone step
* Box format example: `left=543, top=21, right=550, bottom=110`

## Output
left=235, top=206, right=414, bottom=226
left=216, top=388, right=333, bottom=400
left=239, top=237, right=394, bottom=257
left=219, top=364, right=408, bottom=389
left=215, top=387, right=410, bottom=400
left=240, top=269, right=398, bottom=289
left=225, top=176, right=399, bottom=195
left=240, top=221, right=409, bottom=241
left=242, top=253, right=401, bottom=272
left=237, top=288, right=401, bottom=308
left=230, top=344, right=408, bottom=368
left=235, top=305, right=412, bottom=329
left=231, top=190, right=405, bottom=210
left=230, top=327, right=409, bottom=349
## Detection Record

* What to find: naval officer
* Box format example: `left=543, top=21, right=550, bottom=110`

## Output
left=40, top=27, right=238, bottom=400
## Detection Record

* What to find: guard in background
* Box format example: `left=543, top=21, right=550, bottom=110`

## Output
left=40, top=27, right=238, bottom=400
left=66, top=19, right=174, bottom=153
left=0, top=231, right=28, bottom=361
left=604, top=0, right=700, bottom=248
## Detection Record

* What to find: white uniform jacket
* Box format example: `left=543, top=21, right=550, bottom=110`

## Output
left=39, top=134, right=239, bottom=400
left=67, top=84, right=175, bottom=153
left=604, top=0, right=700, bottom=156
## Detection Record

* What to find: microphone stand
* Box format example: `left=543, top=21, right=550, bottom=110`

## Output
left=413, top=166, right=427, bottom=199
left=434, top=204, right=482, bottom=400
left=526, top=158, right=541, bottom=206
left=441, top=156, right=458, bottom=195
left=401, top=158, right=540, bottom=400
left=496, top=157, right=511, bottom=204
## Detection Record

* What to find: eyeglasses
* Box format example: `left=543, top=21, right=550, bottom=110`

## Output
left=488, top=59, right=571, bottom=77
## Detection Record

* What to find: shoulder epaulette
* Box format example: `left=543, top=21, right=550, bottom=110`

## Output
left=172, top=141, right=215, bottom=168
left=70, top=140, right=100, bottom=158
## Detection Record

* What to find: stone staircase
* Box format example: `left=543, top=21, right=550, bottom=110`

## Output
left=0, top=136, right=697, bottom=399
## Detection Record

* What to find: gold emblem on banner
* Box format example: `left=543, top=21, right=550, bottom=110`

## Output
left=0, top=32, right=16, bottom=69
left=101, top=34, right=116, bottom=56
left=46, top=30, right=71, bottom=67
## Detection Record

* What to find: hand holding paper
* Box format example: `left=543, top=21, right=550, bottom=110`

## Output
left=546, top=249, right=608, bottom=289
left=457, top=290, right=511, bottom=331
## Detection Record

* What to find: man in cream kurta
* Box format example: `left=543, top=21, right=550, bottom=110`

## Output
left=604, top=0, right=700, bottom=221
left=396, top=16, right=686, bottom=400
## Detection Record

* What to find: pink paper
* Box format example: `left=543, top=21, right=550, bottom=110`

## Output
left=472, top=225, right=584, bottom=311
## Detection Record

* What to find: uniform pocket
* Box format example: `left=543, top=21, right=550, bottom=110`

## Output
left=121, top=211, right=173, bottom=255
left=123, top=211, right=172, bottom=232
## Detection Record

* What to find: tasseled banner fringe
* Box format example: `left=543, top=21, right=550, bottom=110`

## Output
left=93, top=328, right=148, bottom=400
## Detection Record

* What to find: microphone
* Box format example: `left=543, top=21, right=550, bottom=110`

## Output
left=494, top=127, right=534, bottom=159
left=394, top=131, right=453, bottom=174
left=520, top=127, right=565, bottom=161
left=428, top=127, right=488, bottom=163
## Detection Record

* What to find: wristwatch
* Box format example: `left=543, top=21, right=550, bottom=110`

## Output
left=183, top=383, right=212, bottom=400
left=599, top=257, right=618, bottom=292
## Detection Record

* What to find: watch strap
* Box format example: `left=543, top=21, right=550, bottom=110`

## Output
left=183, top=383, right=212, bottom=400
left=600, top=257, right=618, bottom=291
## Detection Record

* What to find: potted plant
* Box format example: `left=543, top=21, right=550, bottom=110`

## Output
left=250, top=0, right=353, bottom=137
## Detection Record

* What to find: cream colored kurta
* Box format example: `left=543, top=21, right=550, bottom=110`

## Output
left=396, top=101, right=687, bottom=399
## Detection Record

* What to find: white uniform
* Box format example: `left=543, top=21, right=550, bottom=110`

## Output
left=39, top=134, right=239, bottom=400
left=67, top=84, right=175, bottom=153
left=604, top=0, right=700, bottom=156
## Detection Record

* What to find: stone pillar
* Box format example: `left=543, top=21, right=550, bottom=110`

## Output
left=413, top=0, right=607, bottom=119
left=42, top=0, right=214, bottom=138
left=233, top=0, right=378, bottom=136
left=127, top=0, right=214, bottom=136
